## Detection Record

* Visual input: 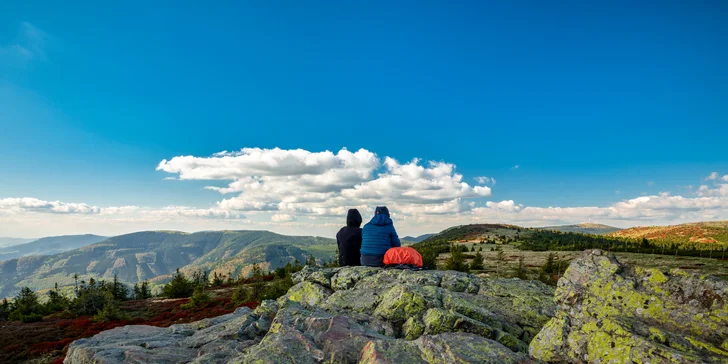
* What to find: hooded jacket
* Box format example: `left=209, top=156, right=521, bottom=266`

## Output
left=336, top=209, right=363, bottom=266
left=360, top=206, right=401, bottom=256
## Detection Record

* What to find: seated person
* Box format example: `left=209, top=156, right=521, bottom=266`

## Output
left=360, top=206, right=401, bottom=267
left=336, top=209, right=363, bottom=266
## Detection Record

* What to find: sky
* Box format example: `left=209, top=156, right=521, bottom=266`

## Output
left=1, top=1, right=727, bottom=238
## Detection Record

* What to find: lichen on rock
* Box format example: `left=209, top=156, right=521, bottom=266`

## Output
left=66, top=266, right=555, bottom=363
left=530, top=249, right=728, bottom=364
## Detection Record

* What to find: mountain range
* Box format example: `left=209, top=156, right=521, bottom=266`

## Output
left=3, top=220, right=726, bottom=300
left=0, top=234, right=107, bottom=261
left=0, top=230, right=336, bottom=299
left=538, top=222, right=621, bottom=235
left=0, top=237, right=35, bottom=248
left=401, top=233, right=435, bottom=243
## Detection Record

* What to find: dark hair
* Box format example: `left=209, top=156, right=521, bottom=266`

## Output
left=374, top=206, right=390, bottom=216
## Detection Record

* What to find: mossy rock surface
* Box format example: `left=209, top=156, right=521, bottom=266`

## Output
left=530, top=249, right=728, bottom=364
left=66, top=266, right=554, bottom=363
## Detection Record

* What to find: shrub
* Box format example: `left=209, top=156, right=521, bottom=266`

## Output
left=494, top=247, right=507, bottom=277
left=161, top=269, right=196, bottom=298
left=70, top=286, right=114, bottom=316
left=231, top=286, right=252, bottom=306
left=211, top=272, right=225, bottom=287
left=513, top=256, right=527, bottom=279
left=0, top=298, right=10, bottom=321
left=180, top=286, right=211, bottom=309
left=9, top=287, right=45, bottom=321
left=133, top=281, right=152, bottom=300
left=444, top=244, right=469, bottom=272
left=93, top=302, right=131, bottom=323
left=469, top=251, right=485, bottom=271
left=260, top=276, right=294, bottom=301
left=18, top=313, right=44, bottom=323
left=421, top=251, right=438, bottom=269
left=45, top=283, right=70, bottom=314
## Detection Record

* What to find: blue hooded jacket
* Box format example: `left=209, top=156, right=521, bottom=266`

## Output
left=360, top=206, right=401, bottom=256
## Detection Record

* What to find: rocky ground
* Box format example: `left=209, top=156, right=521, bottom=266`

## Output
left=530, top=249, right=728, bottom=363
left=65, top=250, right=728, bottom=363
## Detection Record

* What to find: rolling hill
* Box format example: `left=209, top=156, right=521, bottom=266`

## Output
left=0, top=230, right=336, bottom=299
left=539, top=223, right=621, bottom=235
left=608, top=221, right=728, bottom=244
left=418, top=223, right=527, bottom=245
left=0, top=234, right=107, bottom=261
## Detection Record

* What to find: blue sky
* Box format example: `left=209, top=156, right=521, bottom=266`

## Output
left=1, top=1, right=727, bottom=237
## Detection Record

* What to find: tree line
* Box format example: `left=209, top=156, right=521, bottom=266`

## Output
left=519, top=230, right=728, bottom=258
left=0, top=255, right=333, bottom=324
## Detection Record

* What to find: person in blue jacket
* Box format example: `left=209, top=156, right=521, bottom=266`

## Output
left=360, top=206, right=401, bottom=267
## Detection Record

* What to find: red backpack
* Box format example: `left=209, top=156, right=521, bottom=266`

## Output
left=383, top=247, right=423, bottom=268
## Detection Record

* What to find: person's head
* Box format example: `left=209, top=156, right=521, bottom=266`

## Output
left=374, top=206, right=390, bottom=217
left=346, top=209, right=362, bottom=227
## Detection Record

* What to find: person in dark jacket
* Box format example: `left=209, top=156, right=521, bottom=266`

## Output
left=336, top=209, right=363, bottom=266
left=360, top=206, right=401, bottom=267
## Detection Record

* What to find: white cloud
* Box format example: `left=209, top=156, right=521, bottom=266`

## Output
left=706, top=172, right=719, bottom=181
left=513, top=165, right=519, bottom=169
left=271, top=214, right=296, bottom=222
left=159, top=148, right=491, bottom=218
left=723, top=175, right=728, bottom=182
left=485, top=200, right=522, bottom=212
left=0, top=197, right=99, bottom=214
left=0, top=22, right=50, bottom=67
left=468, top=182, right=728, bottom=225
left=0, top=198, right=244, bottom=220
left=474, top=176, right=495, bottom=185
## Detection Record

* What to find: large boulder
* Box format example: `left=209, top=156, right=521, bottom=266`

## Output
left=530, top=249, right=728, bottom=364
left=66, top=267, right=555, bottom=363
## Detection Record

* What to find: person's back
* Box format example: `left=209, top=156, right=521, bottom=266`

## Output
left=336, top=209, right=362, bottom=266
left=360, top=206, right=401, bottom=267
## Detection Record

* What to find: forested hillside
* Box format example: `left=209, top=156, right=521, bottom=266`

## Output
left=0, top=230, right=336, bottom=299
left=0, top=235, right=107, bottom=261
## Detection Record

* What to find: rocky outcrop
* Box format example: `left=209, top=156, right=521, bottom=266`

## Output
left=530, top=249, right=728, bottom=363
left=66, top=267, right=555, bottom=363
left=67, top=250, right=727, bottom=363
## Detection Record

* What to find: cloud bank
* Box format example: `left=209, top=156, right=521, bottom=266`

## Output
left=3, top=145, right=728, bottom=237
left=158, top=148, right=491, bottom=217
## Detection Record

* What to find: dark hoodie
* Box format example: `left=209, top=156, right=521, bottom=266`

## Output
left=336, top=209, right=363, bottom=266
left=361, top=206, right=401, bottom=256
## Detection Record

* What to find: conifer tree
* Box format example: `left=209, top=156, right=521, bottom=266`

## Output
left=469, top=251, right=485, bottom=271
left=161, top=269, right=195, bottom=298
left=513, top=256, right=527, bottom=279
left=495, top=246, right=507, bottom=277
left=444, top=244, right=470, bottom=272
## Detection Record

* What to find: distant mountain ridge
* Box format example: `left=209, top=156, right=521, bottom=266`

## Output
left=539, top=223, right=621, bottom=235
left=401, top=233, right=435, bottom=243
left=0, top=234, right=107, bottom=261
left=608, top=220, right=728, bottom=244
left=0, top=230, right=336, bottom=299
left=0, top=237, right=35, bottom=248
